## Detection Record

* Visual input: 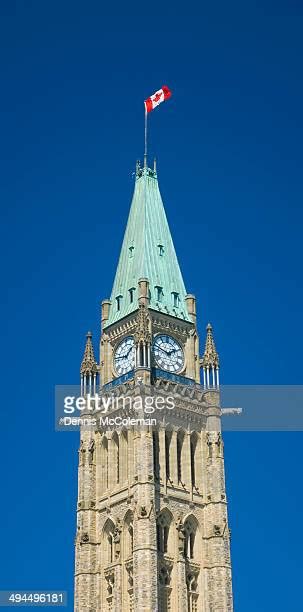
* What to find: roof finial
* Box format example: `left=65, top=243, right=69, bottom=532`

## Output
left=153, top=157, right=157, bottom=174
left=80, top=331, right=98, bottom=375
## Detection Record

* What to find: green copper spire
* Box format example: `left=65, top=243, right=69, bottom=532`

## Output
left=104, top=161, right=190, bottom=327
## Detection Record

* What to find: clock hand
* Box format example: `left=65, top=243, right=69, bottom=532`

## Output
left=167, top=348, right=177, bottom=356
left=116, top=346, right=134, bottom=361
left=155, top=343, right=175, bottom=355
left=156, top=347, right=171, bottom=358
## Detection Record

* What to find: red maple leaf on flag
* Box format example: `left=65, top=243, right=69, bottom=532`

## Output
left=144, top=86, right=172, bottom=113
left=152, top=92, right=162, bottom=103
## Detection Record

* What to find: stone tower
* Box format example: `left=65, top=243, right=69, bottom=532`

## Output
left=74, top=161, right=233, bottom=611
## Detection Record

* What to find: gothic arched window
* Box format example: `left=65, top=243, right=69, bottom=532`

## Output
left=159, top=562, right=172, bottom=612
left=123, top=511, right=134, bottom=560
left=116, top=295, right=123, bottom=311
left=157, top=510, right=172, bottom=554
left=177, top=430, right=185, bottom=484
left=183, top=517, right=198, bottom=560
left=190, top=432, right=198, bottom=488
left=171, top=291, right=180, bottom=308
left=155, top=285, right=164, bottom=303
left=153, top=431, right=160, bottom=481
left=101, top=435, right=108, bottom=491
left=186, top=569, right=199, bottom=612
left=103, top=519, right=115, bottom=565
left=165, top=430, right=172, bottom=481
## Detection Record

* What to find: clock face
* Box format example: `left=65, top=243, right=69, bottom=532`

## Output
left=114, top=336, right=135, bottom=375
left=153, top=334, right=184, bottom=373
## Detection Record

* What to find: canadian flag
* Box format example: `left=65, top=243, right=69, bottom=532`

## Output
left=144, top=85, right=172, bottom=113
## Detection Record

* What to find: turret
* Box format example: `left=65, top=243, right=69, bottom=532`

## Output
left=80, top=331, right=98, bottom=395
left=200, top=323, right=220, bottom=388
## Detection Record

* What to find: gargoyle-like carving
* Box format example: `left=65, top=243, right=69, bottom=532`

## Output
left=176, top=517, right=185, bottom=554
left=215, top=432, right=223, bottom=457
left=80, top=532, right=89, bottom=543
left=88, top=439, right=95, bottom=463
left=113, top=521, right=122, bottom=559
left=206, top=432, right=213, bottom=458
left=213, top=524, right=221, bottom=536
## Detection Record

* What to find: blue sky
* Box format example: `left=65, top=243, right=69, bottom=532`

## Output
left=1, top=1, right=303, bottom=610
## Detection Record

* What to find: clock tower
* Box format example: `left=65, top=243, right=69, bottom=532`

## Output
left=74, top=160, right=233, bottom=611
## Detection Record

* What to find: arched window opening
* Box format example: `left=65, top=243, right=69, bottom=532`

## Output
left=101, top=436, right=108, bottom=491
left=171, top=291, right=180, bottom=308
left=153, top=431, right=160, bottom=481
left=165, top=431, right=171, bottom=481
left=190, top=531, right=195, bottom=559
left=159, top=563, right=172, bottom=612
left=163, top=526, right=169, bottom=553
left=129, top=524, right=133, bottom=554
left=190, top=433, right=198, bottom=488
left=155, top=286, right=164, bottom=303
left=157, top=511, right=172, bottom=555
left=139, top=342, right=144, bottom=367
left=116, top=295, right=123, bottom=311
left=123, top=511, right=134, bottom=560
left=186, top=569, right=199, bottom=612
left=103, top=520, right=115, bottom=565
left=183, top=518, right=198, bottom=560
left=177, top=431, right=184, bottom=484
left=129, top=287, right=136, bottom=303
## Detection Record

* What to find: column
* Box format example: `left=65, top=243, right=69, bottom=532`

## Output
left=132, top=429, right=158, bottom=611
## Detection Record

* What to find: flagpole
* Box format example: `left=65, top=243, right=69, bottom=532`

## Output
left=144, top=107, right=147, bottom=168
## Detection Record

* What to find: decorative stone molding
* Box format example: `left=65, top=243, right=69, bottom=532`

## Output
left=134, top=303, right=151, bottom=345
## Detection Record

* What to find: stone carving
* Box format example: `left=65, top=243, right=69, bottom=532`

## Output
left=159, top=562, right=172, bottom=586
left=88, top=439, right=95, bottom=463
left=78, top=440, right=85, bottom=464
left=135, top=303, right=151, bottom=344
left=213, top=524, right=221, bottom=536
left=113, top=521, right=122, bottom=559
left=186, top=567, right=199, bottom=592
left=215, top=432, right=223, bottom=456
left=176, top=518, right=185, bottom=555
left=104, top=569, right=115, bottom=596
left=80, top=532, right=89, bottom=543
left=125, top=561, right=133, bottom=588
left=206, top=432, right=213, bottom=459
left=137, top=501, right=154, bottom=519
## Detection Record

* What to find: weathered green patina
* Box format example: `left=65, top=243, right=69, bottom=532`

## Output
left=105, top=162, right=190, bottom=327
